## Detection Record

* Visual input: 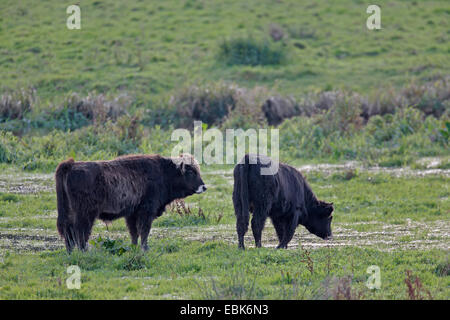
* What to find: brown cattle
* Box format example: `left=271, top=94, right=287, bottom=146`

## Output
left=233, top=154, right=333, bottom=249
left=55, top=154, right=206, bottom=252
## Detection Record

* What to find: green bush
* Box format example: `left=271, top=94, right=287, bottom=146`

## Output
left=218, top=36, right=287, bottom=66
left=279, top=106, right=447, bottom=164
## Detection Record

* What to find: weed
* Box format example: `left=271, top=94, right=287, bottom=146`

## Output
left=404, top=270, right=433, bottom=300
left=90, top=236, right=131, bottom=256
left=299, top=245, right=314, bottom=275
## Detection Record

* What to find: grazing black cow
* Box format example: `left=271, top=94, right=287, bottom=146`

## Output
left=55, top=153, right=206, bottom=252
left=233, top=154, right=333, bottom=249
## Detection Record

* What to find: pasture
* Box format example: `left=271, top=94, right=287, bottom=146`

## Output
left=0, top=161, right=448, bottom=299
left=0, top=0, right=449, bottom=300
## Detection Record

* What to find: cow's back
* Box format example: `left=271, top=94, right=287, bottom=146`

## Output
left=100, top=160, right=153, bottom=213
left=245, top=158, right=305, bottom=213
left=64, top=157, right=159, bottom=214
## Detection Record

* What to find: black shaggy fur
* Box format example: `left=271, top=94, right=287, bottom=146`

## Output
left=233, top=154, right=333, bottom=249
left=55, top=154, right=206, bottom=252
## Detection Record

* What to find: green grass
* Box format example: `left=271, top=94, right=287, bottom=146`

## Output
left=0, top=0, right=449, bottom=102
left=0, top=167, right=448, bottom=299
left=1, top=240, right=448, bottom=299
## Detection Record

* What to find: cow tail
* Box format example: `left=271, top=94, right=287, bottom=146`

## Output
left=55, top=158, right=75, bottom=251
left=239, top=155, right=250, bottom=225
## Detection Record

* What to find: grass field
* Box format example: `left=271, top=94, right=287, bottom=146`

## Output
left=1, top=0, right=449, bottom=101
left=0, top=161, right=448, bottom=299
left=0, top=0, right=449, bottom=300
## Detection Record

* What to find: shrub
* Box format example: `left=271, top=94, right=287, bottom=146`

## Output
left=315, top=91, right=364, bottom=135
left=59, top=91, right=132, bottom=124
left=0, top=88, right=37, bottom=120
left=0, top=131, right=23, bottom=164
left=171, top=82, right=239, bottom=127
left=171, top=82, right=268, bottom=128
left=402, top=76, right=450, bottom=117
left=262, top=95, right=300, bottom=126
left=222, top=86, right=268, bottom=129
left=261, top=77, right=449, bottom=126
left=218, top=36, right=287, bottom=66
left=363, top=87, right=407, bottom=119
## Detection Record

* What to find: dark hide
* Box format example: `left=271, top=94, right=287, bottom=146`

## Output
left=55, top=154, right=206, bottom=252
left=233, top=154, right=333, bottom=249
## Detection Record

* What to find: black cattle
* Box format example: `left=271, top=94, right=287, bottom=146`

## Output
left=56, top=153, right=206, bottom=252
left=233, top=154, right=333, bottom=249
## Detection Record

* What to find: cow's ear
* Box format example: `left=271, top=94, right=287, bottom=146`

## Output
left=327, top=205, right=334, bottom=217
left=175, top=160, right=185, bottom=173
left=172, top=157, right=186, bottom=173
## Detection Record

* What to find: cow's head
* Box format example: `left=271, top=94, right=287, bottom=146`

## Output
left=172, top=153, right=207, bottom=195
left=304, top=201, right=333, bottom=240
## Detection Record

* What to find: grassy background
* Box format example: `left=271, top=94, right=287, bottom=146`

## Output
left=1, top=0, right=449, bottom=101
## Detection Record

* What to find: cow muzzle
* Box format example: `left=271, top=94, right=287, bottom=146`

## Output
left=195, top=185, right=207, bottom=194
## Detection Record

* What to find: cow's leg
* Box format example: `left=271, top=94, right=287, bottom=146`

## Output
left=278, top=214, right=299, bottom=249
left=125, top=215, right=139, bottom=246
left=63, top=224, right=76, bottom=253
left=251, top=210, right=268, bottom=248
left=58, top=214, right=76, bottom=252
left=233, top=195, right=249, bottom=250
left=236, top=216, right=249, bottom=250
left=271, top=217, right=285, bottom=246
left=137, top=214, right=154, bottom=251
left=74, top=211, right=97, bottom=251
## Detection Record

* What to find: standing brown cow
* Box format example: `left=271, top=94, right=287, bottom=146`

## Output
left=233, top=154, right=333, bottom=249
left=55, top=153, right=206, bottom=252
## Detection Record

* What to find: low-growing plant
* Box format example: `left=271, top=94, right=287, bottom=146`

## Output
left=90, top=236, right=132, bottom=256
left=218, top=35, right=287, bottom=66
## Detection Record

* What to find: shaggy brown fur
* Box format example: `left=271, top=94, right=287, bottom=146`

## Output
left=55, top=154, right=206, bottom=252
left=233, top=154, right=333, bottom=249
